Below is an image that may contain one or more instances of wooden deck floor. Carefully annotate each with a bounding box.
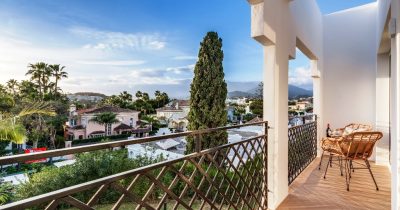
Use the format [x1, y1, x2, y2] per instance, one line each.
[278, 157, 391, 210]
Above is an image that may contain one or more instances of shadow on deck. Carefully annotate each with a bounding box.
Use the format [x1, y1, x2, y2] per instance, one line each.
[278, 157, 391, 210]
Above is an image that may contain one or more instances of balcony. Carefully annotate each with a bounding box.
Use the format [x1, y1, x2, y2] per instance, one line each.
[247, 0, 398, 209]
[0, 116, 392, 209]
[279, 158, 391, 210]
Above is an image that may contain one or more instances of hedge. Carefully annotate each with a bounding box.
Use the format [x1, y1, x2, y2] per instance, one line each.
[71, 134, 131, 145]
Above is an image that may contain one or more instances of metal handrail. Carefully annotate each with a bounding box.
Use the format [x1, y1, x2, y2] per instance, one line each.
[0, 121, 267, 165]
[0, 122, 269, 210]
[288, 114, 317, 120]
[0, 135, 266, 209]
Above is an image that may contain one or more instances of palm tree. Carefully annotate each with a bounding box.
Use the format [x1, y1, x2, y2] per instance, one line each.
[42, 67, 53, 95]
[18, 80, 39, 100]
[6, 79, 18, 96]
[26, 62, 47, 98]
[49, 64, 67, 94]
[0, 95, 15, 112]
[0, 102, 56, 145]
[90, 112, 119, 136]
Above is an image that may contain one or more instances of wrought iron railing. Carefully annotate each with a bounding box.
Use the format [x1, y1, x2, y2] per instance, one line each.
[288, 115, 317, 184]
[0, 122, 268, 210]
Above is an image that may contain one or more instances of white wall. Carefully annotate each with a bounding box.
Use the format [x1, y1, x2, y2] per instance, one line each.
[249, 0, 324, 209]
[376, 53, 391, 164]
[390, 1, 400, 209]
[377, 0, 392, 49]
[323, 3, 378, 130]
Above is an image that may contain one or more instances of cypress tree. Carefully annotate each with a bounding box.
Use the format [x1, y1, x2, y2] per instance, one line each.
[186, 32, 228, 153]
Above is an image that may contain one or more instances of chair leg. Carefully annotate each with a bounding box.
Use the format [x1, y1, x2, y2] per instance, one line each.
[351, 160, 355, 173]
[339, 156, 343, 176]
[344, 159, 350, 191]
[324, 154, 332, 179]
[365, 159, 379, 191]
[318, 150, 325, 170]
[348, 160, 352, 179]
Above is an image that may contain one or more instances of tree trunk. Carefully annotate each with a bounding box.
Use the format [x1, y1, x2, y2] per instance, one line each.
[49, 128, 56, 149]
[33, 140, 38, 149]
[105, 124, 108, 136]
[54, 79, 58, 94]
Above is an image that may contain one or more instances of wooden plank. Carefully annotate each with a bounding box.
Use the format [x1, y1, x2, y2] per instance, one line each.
[278, 158, 391, 210]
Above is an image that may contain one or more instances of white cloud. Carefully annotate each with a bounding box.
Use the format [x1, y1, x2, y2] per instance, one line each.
[173, 55, 198, 60]
[289, 66, 312, 88]
[127, 64, 195, 85]
[77, 60, 146, 66]
[166, 64, 195, 74]
[70, 27, 167, 51]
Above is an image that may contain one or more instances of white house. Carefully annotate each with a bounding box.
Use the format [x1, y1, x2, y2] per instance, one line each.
[156, 100, 190, 131]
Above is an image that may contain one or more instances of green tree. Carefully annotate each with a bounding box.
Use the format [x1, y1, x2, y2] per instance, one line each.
[0, 95, 15, 112]
[18, 80, 39, 100]
[90, 112, 119, 136]
[6, 79, 18, 96]
[233, 104, 246, 118]
[48, 64, 67, 95]
[186, 32, 228, 153]
[26, 62, 47, 98]
[0, 102, 55, 145]
[256, 82, 263, 99]
[249, 99, 263, 117]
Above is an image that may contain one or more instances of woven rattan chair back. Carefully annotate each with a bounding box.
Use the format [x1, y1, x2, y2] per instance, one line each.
[340, 132, 383, 160]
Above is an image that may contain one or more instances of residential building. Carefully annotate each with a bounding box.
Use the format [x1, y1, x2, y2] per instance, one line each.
[156, 100, 189, 131]
[226, 97, 248, 105]
[66, 105, 147, 140]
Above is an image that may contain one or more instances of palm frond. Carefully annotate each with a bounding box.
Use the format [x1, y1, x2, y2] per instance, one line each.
[17, 102, 56, 118]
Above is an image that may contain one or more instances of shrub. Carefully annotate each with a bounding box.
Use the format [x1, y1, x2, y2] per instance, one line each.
[15, 149, 163, 206]
[71, 134, 131, 145]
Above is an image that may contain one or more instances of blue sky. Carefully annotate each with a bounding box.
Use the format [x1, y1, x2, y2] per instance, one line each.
[0, 0, 375, 97]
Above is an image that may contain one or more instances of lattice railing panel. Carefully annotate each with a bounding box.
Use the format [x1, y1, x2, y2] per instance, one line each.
[288, 121, 317, 184]
[6, 135, 267, 210]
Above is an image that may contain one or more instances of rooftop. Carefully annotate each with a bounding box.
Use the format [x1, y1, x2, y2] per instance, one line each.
[77, 106, 139, 114]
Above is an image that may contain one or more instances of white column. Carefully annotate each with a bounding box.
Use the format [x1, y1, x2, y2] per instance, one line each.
[311, 60, 323, 156]
[264, 44, 289, 210]
[376, 53, 390, 165]
[391, 1, 400, 209]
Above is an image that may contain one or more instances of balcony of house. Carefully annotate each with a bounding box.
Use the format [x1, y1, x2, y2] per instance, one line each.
[0, 114, 392, 209]
[280, 116, 392, 210]
[279, 157, 391, 210]
[247, 0, 398, 209]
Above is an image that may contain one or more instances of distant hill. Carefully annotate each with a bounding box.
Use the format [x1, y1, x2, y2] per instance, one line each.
[67, 92, 107, 102]
[228, 91, 255, 98]
[288, 85, 313, 99]
[72, 92, 107, 98]
[228, 84, 312, 99]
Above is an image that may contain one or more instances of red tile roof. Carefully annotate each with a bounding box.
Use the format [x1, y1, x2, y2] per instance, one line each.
[78, 106, 139, 114]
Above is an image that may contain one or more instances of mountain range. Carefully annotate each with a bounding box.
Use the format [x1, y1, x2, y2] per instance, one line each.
[69, 81, 312, 100]
[228, 83, 312, 99]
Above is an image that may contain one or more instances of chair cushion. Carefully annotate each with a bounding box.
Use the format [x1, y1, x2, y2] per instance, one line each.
[342, 127, 355, 136]
[321, 137, 343, 154]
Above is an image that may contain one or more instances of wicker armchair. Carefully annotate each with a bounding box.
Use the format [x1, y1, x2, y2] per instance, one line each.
[322, 131, 383, 191]
[318, 123, 372, 170]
